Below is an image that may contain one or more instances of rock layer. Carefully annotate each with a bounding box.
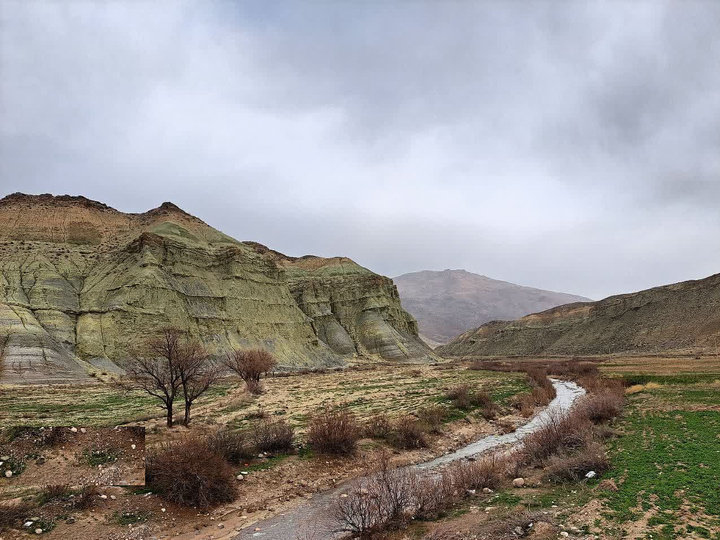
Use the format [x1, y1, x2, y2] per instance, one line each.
[438, 272, 720, 357]
[0, 193, 433, 383]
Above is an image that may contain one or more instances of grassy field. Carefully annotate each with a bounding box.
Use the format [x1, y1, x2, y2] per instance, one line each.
[0, 364, 528, 432]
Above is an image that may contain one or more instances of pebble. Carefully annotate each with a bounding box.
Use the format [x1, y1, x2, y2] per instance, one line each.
[512, 477, 525, 488]
[110, 495, 116, 500]
[4, 470, 12, 478]
[70, 427, 78, 433]
[131, 444, 136, 450]
[80, 428, 87, 433]
[100, 494, 108, 500]
[236, 474, 244, 481]
[217, 524, 224, 529]
[35, 529, 43, 535]
[482, 487, 493, 494]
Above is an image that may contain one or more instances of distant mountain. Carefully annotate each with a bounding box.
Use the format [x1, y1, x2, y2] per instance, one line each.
[394, 269, 591, 346]
[438, 272, 720, 358]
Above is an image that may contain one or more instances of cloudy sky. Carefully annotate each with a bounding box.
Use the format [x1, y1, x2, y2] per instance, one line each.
[1, 1, 719, 300]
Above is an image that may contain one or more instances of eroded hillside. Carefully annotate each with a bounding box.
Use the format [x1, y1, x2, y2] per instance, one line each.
[0, 193, 433, 382]
[439, 273, 720, 357]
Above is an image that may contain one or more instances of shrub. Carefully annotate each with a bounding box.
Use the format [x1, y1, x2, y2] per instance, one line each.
[545, 442, 610, 483]
[208, 429, 254, 465]
[146, 438, 237, 508]
[578, 391, 624, 424]
[450, 454, 506, 491]
[418, 405, 447, 434]
[37, 484, 72, 505]
[521, 411, 593, 464]
[307, 408, 360, 455]
[446, 386, 493, 410]
[387, 416, 427, 450]
[224, 349, 277, 395]
[39, 427, 69, 447]
[364, 414, 393, 439]
[331, 453, 416, 535]
[72, 485, 101, 510]
[250, 419, 294, 453]
[0, 500, 36, 530]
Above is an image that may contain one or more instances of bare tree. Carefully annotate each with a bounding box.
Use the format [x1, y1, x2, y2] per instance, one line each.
[125, 329, 184, 428]
[177, 342, 220, 426]
[223, 349, 276, 394]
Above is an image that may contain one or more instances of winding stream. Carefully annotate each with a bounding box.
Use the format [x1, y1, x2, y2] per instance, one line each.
[233, 378, 586, 539]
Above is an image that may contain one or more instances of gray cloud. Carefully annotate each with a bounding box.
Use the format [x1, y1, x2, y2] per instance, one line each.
[1, 0, 720, 300]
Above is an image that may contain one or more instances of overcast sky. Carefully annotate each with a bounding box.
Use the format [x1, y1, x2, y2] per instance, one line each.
[1, 1, 719, 300]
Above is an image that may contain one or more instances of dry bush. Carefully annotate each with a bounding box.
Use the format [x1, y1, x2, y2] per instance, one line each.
[308, 408, 360, 455]
[449, 454, 507, 492]
[387, 416, 427, 450]
[146, 438, 237, 508]
[363, 414, 392, 439]
[208, 428, 254, 464]
[413, 472, 457, 521]
[224, 349, 277, 395]
[521, 411, 593, 464]
[418, 405, 447, 434]
[446, 385, 493, 410]
[0, 500, 35, 530]
[577, 391, 624, 424]
[545, 442, 610, 483]
[39, 427, 70, 447]
[37, 484, 72, 505]
[331, 453, 416, 536]
[250, 419, 294, 453]
[72, 485, 101, 510]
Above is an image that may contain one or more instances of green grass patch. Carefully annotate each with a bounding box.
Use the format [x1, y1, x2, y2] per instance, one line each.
[110, 510, 150, 525]
[80, 447, 120, 467]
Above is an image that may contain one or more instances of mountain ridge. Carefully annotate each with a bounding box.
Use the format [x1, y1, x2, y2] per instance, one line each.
[394, 269, 591, 345]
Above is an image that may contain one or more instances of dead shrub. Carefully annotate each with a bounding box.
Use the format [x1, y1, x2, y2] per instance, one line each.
[37, 484, 72, 505]
[387, 416, 427, 450]
[364, 414, 393, 439]
[545, 442, 610, 483]
[521, 411, 593, 464]
[578, 391, 624, 424]
[449, 454, 506, 492]
[146, 438, 237, 508]
[39, 427, 70, 447]
[418, 405, 447, 434]
[208, 428, 254, 464]
[307, 408, 360, 455]
[446, 385, 494, 410]
[0, 500, 35, 530]
[331, 452, 416, 536]
[72, 485, 101, 510]
[250, 419, 294, 453]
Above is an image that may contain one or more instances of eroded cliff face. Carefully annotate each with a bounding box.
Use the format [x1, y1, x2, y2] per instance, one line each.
[0, 194, 433, 383]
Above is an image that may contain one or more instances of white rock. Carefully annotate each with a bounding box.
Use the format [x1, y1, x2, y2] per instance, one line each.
[100, 494, 108, 500]
[5, 470, 12, 478]
[131, 444, 136, 450]
[585, 470, 597, 479]
[70, 427, 78, 433]
[240, 471, 249, 475]
[482, 487, 493, 494]
[236, 474, 244, 481]
[512, 477, 525, 488]
[35, 529, 43, 535]
[110, 495, 116, 500]
[161, 508, 166, 513]
[560, 533, 569, 538]
[24, 521, 34, 528]
[80, 428, 86, 433]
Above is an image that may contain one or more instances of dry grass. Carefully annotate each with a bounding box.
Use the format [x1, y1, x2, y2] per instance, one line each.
[250, 418, 295, 453]
[387, 416, 428, 450]
[545, 441, 610, 483]
[0, 500, 35, 530]
[208, 428, 254, 464]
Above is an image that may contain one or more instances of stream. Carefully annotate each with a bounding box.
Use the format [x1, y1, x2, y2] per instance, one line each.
[232, 378, 586, 539]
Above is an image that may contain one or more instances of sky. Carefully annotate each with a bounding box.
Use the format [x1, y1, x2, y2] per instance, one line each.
[1, 0, 719, 300]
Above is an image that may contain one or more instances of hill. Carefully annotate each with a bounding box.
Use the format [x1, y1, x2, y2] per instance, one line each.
[0, 193, 433, 383]
[394, 269, 590, 345]
[437, 272, 720, 357]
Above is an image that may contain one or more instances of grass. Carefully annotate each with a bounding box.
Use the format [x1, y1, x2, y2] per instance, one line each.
[601, 383, 720, 536]
[110, 510, 150, 525]
[81, 447, 120, 466]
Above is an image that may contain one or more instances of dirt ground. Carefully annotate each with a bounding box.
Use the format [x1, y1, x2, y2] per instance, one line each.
[0, 362, 533, 540]
[0, 427, 145, 489]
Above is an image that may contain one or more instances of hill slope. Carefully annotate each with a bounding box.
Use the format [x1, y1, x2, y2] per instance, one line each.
[438, 273, 720, 357]
[0, 193, 433, 383]
[394, 269, 590, 345]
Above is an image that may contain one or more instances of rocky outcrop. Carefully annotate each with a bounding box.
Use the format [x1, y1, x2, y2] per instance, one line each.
[438, 273, 720, 357]
[0, 194, 433, 383]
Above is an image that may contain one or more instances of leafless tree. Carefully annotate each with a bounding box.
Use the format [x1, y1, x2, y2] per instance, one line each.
[223, 349, 276, 394]
[125, 329, 185, 428]
[177, 342, 220, 426]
